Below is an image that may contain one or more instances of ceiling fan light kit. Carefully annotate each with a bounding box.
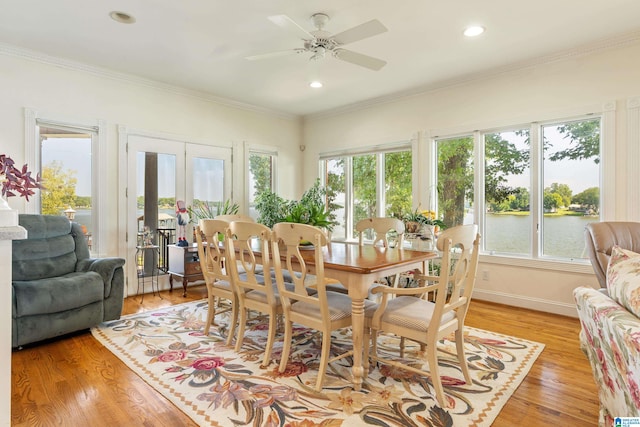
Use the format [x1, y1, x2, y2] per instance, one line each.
[246, 12, 388, 71]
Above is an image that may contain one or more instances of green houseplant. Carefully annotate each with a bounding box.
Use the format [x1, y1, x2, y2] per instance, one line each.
[255, 180, 336, 232]
[187, 198, 239, 223]
[401, 207, 446, 234]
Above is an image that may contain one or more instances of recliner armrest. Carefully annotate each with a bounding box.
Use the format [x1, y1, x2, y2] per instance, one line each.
[77, 257, 126, 296]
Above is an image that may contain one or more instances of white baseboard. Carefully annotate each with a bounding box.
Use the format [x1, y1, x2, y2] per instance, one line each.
[472, 288, 578, 318]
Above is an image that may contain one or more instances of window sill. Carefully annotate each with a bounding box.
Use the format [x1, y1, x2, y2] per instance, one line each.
[479, 253, 594, 274]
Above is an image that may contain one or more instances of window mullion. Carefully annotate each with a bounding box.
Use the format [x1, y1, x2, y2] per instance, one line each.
[475, 131, 484, 250]
[530, 123, 542, 259]
[376, 153, 384, 217]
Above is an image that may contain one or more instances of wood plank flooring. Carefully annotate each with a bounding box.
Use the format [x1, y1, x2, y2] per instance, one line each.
[11, 285, 600, 426]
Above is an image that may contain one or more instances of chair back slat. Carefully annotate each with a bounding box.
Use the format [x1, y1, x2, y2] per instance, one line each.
[272, 223, 329, 311]
[215, 214, 255, 223]
[355, 217, 405, 247]
[226, 221, 275, 302]
[196, 219, 229, 282]
[433, 224, 480, 320]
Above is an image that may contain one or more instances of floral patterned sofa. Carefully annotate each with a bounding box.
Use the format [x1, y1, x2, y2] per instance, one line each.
[574, 244, 640, 426]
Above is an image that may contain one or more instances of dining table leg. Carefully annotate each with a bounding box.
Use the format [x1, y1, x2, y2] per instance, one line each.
[341, 274, 371, 392]
[350, 296, 365, 391]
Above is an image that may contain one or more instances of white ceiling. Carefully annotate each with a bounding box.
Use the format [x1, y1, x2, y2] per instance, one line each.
[2, 0, 640, 117]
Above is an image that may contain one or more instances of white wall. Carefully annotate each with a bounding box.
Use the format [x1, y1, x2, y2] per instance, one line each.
[302, 41, 640, 317]
[3, 40, 640, 319]
[0, 52, 303, 258]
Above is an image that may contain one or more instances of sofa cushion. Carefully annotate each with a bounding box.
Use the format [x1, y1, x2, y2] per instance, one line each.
[13, 214, 82, 281]
[606, 245, 640, 317]
[12, 271, 105, 317]
[13, 234, 79, 280]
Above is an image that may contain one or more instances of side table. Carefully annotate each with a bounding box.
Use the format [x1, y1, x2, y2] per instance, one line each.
[167, 244, 204, 297]
[136, 245, 161, 302]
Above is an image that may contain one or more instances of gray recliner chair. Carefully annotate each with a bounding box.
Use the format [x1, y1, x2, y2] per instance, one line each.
[584, 221, 640, 289]
[12, 214, 126, 347]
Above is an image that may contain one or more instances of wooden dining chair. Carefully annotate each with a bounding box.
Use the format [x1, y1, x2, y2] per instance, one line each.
[272, 222, 357, 391]
[355, 217, 406, 290]
[355, 217, 405, 248]
[214, 214, 255, 223]
[363, 224, 480, 407]
[195, 219, 237, 344]
[224, 220, 283, 368]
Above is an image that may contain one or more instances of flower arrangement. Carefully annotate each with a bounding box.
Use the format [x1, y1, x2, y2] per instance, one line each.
[0, 154, 44, 201]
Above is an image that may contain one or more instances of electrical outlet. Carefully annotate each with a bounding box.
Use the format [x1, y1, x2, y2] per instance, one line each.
[482, 270, 490, 281]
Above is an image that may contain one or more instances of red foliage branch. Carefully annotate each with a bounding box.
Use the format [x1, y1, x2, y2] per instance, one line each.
[0, 154, 44, 201]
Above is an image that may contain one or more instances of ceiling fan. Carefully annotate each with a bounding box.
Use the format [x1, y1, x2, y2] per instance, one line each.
[246, 13, 388, 71]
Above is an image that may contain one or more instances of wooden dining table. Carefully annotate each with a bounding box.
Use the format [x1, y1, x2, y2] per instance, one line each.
[295, 241, 437, 390]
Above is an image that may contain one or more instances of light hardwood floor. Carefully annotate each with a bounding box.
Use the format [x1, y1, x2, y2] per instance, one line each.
[11, 284, 600, 426]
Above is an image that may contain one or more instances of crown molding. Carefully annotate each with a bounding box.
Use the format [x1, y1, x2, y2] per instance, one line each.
[0, 42, 297, 121]
[306, 29, 640, 120]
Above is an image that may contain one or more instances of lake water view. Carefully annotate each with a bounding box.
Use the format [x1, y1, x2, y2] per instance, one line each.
[72, 209, 597, 260]
[485, 213, 598, 259]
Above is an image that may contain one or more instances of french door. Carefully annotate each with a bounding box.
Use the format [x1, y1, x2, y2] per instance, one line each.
[125, 134, 232, 296]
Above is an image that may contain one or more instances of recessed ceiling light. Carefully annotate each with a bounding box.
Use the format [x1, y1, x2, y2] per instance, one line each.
[109, 11, 136, 24]
[463, 26, 485, 37]
[309, 81, 323, 88]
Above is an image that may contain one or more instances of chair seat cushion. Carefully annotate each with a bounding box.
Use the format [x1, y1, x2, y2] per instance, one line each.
[13, 271, 104, 317]
[291, 291, 374, 321]
[212, 279, 233, 291]
[366, 296, 456, 331]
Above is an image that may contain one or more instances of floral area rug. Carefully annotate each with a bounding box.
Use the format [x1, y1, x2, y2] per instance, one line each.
[91, 300, 544, 427]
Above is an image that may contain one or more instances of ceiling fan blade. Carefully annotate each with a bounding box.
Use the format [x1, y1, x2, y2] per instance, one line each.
[245, 48, 305, 61]
[330, 19, 387, 46]
[268, 14, 315, 40]
[334, 48, 386, 71]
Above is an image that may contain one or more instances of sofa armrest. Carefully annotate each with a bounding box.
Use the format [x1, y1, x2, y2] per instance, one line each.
[77, 257, 126, 297]
[573, 286, 640, 422]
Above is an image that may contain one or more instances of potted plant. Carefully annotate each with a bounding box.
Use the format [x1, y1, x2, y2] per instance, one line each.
[401, 207, 446, 236]
[188, 198, 239, 242]
[0, 154, 44, 202]
[187, 198, 239, 224]
[255, 180, 336, 233]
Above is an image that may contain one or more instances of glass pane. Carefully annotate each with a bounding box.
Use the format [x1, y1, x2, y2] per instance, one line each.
[136, 152, 177, 236]
[484, 129, 531, 255]
[436, 136, 474, 228]
[40, 126, 94, 250]
[542, 119, 600, 259]
[323, 158, 346, 240]
[352, 154, 376, 238]
[384, 150, 412, 219]
[249, 153, 273, 219]
[193, 157, 224, 214]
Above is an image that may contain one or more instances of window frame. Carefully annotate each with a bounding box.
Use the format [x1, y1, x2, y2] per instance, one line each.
[24, 108, 107, 256]
[245, 142, 278, 218]
[319, 140, 414, 242]
[428, 102, 616, 272]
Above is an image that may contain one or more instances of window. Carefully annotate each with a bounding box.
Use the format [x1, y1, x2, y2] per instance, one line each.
[324, 158, 346, 238]
[39, 123, 97, 252]
[540, 118, 600, 259]
[484, 129, 530, 256]
[320, 145, 412, 241]
[248, 149, 276, 218]
[352, 154, 377, 237]
[434, 115, 601, 261]
[436, 136, 474, 227]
